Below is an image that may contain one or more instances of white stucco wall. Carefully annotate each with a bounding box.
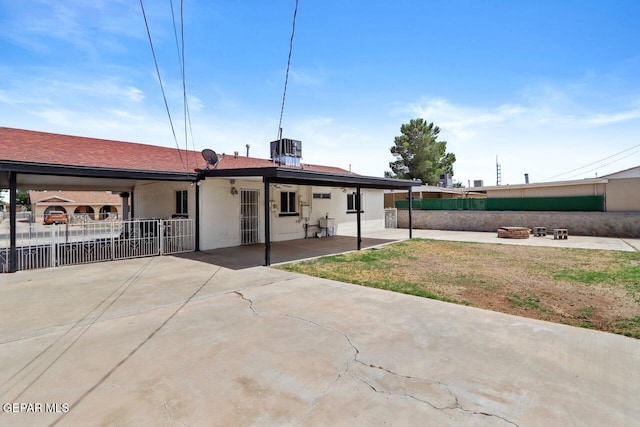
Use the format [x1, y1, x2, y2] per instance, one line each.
[199, 178, 264, 250]
[269, 185, 384, 240]
[200, 181, 385, 250]
[133, 181, 195, 219]
[134, 178, 386, 251]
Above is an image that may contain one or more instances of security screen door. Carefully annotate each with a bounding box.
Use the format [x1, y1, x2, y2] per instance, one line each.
[240, 189, 260, 245]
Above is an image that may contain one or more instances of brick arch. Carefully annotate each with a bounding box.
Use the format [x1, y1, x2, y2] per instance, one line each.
[99, 205, 118, 220]
[74, 205, 95, 220]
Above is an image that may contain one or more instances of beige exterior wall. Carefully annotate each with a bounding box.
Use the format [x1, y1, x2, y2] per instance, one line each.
[134, 181, 195, 220]
[487, 183, 605, 198]
[606, 178, 640, 212]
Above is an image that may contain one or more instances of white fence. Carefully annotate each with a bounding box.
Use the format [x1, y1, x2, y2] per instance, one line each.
[0, 218, 195, 273]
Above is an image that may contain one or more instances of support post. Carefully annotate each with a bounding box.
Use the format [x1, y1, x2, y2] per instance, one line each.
[264, 179, 271, 266]
[408, 188, 413, 239]
[195, 180, 200, 251]
[356, 185, 362, 250]
[9, 171, 17, 273]
[119, 192, 130, 220]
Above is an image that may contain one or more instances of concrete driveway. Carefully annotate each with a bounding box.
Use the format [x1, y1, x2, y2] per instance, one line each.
[1, 256, 639, 426]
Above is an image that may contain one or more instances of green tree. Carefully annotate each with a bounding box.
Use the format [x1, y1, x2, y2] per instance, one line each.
[16, 190, 30, 208]
[386, 118, 456, 185]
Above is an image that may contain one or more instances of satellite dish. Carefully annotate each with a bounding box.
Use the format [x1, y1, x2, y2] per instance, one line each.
[201, 149, 219, 170]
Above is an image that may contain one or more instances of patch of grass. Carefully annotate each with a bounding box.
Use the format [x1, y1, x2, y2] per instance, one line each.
[612, 316, 640, 339]
[554, 270, 612, 284]
[509, 293, 541, 310]
[555, 264, 640, 301]
[576, 305, 596, 319]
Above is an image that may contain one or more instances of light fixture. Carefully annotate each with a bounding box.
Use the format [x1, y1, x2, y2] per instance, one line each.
[230, 186, 238, 196]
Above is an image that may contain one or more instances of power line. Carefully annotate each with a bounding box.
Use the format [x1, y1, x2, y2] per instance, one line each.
[169, 0, 195, 169]
[542, 142, 640, 181]
[277, 0, 299, 139]
[140, 0, 186, 171]
[179, 0, 197, 157]
[562, 147, 640, 180]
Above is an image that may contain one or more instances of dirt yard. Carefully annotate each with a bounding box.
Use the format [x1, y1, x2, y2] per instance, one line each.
[277, 239, 640, 339]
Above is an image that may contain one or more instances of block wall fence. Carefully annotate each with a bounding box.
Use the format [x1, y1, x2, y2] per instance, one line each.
[397, 210, 640, 238]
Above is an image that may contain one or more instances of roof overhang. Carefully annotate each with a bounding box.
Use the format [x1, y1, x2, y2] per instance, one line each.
[199, 167, 421, 190]
[0, 161, 197, 190]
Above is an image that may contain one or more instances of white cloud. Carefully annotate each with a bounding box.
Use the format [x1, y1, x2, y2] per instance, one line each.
[398, 87, 640, 185]
[586, 109, 640, 125]
[126, 87, 145, 103]
[0, 0, 144, 54]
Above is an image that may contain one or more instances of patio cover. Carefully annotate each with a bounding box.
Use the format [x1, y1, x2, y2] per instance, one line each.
[199, 166, 421, 266]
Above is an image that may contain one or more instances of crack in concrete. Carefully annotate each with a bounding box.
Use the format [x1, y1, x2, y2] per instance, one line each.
[352, 372, 450, 409]
[233, 292, 520, 427]
[233, 291, 257, 315]
[352, 360, 458, 410]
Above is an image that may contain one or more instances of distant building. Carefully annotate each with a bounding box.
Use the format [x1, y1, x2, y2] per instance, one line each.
[29, 190, 122, 222]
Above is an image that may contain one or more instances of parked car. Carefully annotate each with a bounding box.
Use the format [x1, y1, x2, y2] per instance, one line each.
[44, 211, 68, 225]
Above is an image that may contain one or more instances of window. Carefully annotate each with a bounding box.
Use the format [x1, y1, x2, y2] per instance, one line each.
[313, 193, 331, 199]
[346, 192, 363, 213]
[175, 190, 188, 215]
[280, 191, 297, 215]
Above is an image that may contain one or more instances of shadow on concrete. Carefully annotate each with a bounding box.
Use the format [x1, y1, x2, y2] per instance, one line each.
[173, 235, 396, 270]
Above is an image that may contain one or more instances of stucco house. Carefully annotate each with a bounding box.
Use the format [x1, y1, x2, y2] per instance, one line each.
[29, 190, 122, 222]
[0, 127, 419, 272]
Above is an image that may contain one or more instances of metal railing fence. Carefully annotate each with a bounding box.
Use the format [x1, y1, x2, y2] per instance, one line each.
[1, 218, 195, 273]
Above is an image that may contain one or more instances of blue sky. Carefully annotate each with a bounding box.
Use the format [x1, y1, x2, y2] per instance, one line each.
[1, 0, 639, 187]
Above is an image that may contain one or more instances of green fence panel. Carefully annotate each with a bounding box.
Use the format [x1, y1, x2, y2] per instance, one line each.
[486, 196, 604, 211]
[419, 198, 487, 210]
[395, 198, 486, 210]
[395, 199, 422, 209]
[395, 195, 604, 211]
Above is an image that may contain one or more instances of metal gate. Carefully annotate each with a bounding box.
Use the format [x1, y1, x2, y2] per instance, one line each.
[1, 218, 195, 273]
[240, 189, 260, 245]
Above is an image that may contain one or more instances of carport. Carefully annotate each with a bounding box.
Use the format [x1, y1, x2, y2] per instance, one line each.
[198, 166, 421, 266]
[0, 165, 198, 273]
[0, 127, 202, 273]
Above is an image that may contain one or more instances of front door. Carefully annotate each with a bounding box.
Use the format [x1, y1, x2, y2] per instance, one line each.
[240, 189, 260, 245]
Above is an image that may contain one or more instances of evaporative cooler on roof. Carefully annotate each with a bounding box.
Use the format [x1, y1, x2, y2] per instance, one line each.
[270, 138, 302, 167]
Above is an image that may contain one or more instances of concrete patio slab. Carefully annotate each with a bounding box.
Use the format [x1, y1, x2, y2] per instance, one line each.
[347, 228, 640, 252]
[1, 256, 638, 426]
[176, 235, 394, 269]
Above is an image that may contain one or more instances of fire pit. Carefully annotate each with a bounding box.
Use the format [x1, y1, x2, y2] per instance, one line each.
[497, 227, 531, 239]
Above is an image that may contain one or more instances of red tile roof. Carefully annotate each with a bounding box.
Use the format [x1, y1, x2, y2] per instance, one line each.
[0, 127, 352, 175]
[1, 127, 204, 173]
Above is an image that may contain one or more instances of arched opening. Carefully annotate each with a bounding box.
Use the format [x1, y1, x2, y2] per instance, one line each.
[74, 205, 95, 221]
[99, 205, 118, 220]
[44, 206, 67, 215]
[43, 206, 68, 225]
